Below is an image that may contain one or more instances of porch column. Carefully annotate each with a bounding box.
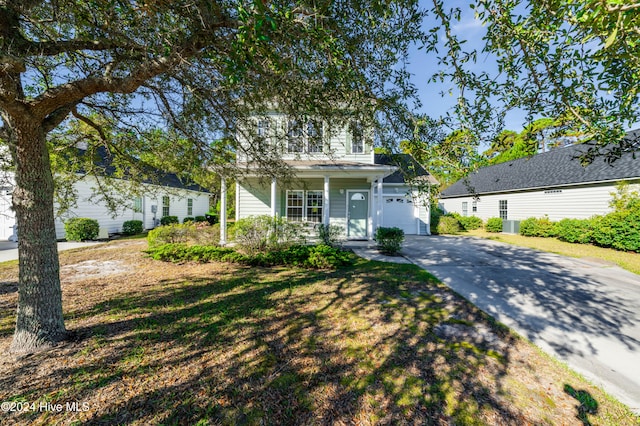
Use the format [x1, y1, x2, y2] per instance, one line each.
[271, 177, 277, 217]
[323, 176, 330, 225]
[220, 178, 227, 246]
[370, 179, 376, 239]
[377, 177, 384, 232]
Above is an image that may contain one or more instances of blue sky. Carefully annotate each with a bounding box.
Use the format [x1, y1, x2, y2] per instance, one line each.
[406, 0, 529, 134]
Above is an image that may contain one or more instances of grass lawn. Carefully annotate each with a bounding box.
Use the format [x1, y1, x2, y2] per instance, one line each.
[0, 240, 638, 425]
[464, 229, 640, 275]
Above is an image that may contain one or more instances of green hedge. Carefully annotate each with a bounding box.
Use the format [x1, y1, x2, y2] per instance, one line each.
[146, 243, 355, 269]
[436, 216, 461, 235]
[519, 216, 558, 238]
[374, 227, 405, 255]
[64, 218, 100, 241]
[160, 216, 179, 226]
[122, 220, 143, 235]
[485, 217, 503, 233]
[556, 219, 593, 244]
[458, 215, 483, 231]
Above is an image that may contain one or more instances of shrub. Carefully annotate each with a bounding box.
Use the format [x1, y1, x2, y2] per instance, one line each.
[122, 220, 143, 236]
[436, 216, 461, 235]
[316, 223, 343, 246]
[592, 207, 640, 252]
[519, 217, 539, 237]
[233, 215, 305, 254]
[374, 227, 405, 255]
[430, 206, 444, 234]
[64, 217, 100, 241]
[146, 243, 354, 269]
[183, 217, 195, 224]
[147, 223, 197, 248]
[458, 215, 483, 231]
[160, 215, 179, 226]
[519, 216, 558, 237]
[556, 218, 594, 244]
[194, 215, 207, 223]
[305, 244, 354, 269]
[486, 217, 503, 233]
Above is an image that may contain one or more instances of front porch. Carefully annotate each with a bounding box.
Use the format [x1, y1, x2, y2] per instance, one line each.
[225, 161, 397, 244]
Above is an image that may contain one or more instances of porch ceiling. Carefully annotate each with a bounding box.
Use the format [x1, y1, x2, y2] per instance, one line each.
[239, 160, 397, 180]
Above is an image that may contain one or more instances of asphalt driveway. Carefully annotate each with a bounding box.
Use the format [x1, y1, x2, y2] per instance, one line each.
[402, 235, 640, 414]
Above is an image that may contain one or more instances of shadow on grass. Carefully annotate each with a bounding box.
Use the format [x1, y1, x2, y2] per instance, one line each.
[2, 260, 530, 424]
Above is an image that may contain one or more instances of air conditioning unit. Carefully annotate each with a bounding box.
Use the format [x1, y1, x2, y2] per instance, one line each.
[502, 220, 520, 234]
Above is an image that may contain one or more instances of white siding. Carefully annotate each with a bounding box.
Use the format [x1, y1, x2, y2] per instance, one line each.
[53, 176, 210, 239]
[440, 182, 639, 221]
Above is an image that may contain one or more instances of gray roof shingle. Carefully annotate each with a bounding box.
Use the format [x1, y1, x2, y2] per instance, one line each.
[440, 134, 640, 198]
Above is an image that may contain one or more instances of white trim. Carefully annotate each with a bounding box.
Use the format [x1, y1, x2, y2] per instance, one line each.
[235, 181, 240, 221]
[323, 176, 330, 225]
[346, 189, 370, 239]
[270, 178, 277, 217]
[220, 179, 227, 245]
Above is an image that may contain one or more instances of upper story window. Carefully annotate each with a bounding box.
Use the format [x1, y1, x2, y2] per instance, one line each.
[287, 120, 304, 153]
[257, 119, 270, 138]
[350, 121, 364, 154]
[287, 119, 324, 154]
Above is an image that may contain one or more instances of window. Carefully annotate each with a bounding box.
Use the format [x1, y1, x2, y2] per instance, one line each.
[287, 190, 323, 222]
[187, 198, 193, 216]
[287, 120, 304, 153]
[286, 190, 304, 221]
[257, 119, 270, 137]
[472, 201, 477, 213]
[133, 197, 143, 213]
[499, 200, 508, 220]
[462, 202, 468, 217]
[307, 121, 323, 153]
[350, 121, 364, 154]
[162, 196, 170, 217]
[306, 191, 323, 223]
[287, 119, 323, 153]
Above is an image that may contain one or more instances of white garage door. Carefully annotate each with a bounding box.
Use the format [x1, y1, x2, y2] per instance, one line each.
[382, 196, 417, 234]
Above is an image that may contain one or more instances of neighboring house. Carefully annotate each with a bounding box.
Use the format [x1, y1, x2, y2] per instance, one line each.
[0, 165, 210, 242]
[439, 134, 640, 221]
[231, 115, 436, 240]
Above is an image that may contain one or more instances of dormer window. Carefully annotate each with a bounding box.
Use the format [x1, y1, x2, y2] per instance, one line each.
[350, 121, 364, 154]
[287, 119, 324, 154]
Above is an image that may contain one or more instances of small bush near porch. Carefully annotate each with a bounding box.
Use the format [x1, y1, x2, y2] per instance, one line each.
[374, 227, 405, 255]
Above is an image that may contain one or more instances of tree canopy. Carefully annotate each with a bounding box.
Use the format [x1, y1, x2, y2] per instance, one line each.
[0, 0, 426, 353]
[426, 0, 640, 161]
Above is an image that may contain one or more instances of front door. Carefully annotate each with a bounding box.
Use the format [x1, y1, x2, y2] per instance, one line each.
[347, 191, 369, 239]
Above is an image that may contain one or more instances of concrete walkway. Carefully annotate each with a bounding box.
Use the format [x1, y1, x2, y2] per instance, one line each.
[0, 241, 104, 263]
[396, 235, 640, 414]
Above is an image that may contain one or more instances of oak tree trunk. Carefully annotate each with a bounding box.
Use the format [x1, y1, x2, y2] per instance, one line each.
[9, 117, 67, 354]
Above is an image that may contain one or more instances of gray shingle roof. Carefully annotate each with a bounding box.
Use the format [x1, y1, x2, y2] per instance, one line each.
[374, 154, 438, 184]
[440, 135, 640, 198]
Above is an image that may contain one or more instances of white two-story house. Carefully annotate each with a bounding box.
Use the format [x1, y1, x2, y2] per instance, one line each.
[224, 113, 436, 242]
